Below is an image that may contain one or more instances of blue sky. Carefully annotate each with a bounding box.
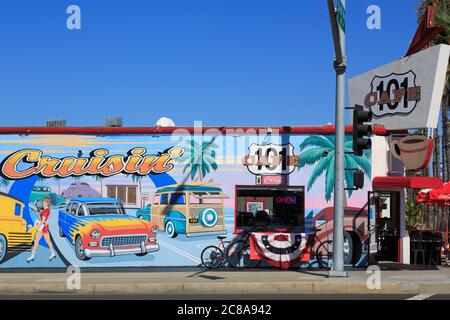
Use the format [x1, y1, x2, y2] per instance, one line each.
[0, 0, 421, 127]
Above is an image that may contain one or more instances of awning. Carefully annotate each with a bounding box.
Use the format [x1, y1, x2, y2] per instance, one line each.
[417, 182, 450, 205]
[372, 176, 443, 189]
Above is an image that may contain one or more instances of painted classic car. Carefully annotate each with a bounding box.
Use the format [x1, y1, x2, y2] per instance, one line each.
[313, 206, 368, 266]
[58, 197, 159, 260]
[136, 204, 151, 221]
[61, 181, 101, 198]
[0, 193, 36, 264]
[143, 182, 227, 238]
[30, 185, 65, 207]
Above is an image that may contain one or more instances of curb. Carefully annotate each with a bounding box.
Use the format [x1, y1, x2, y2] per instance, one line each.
[0, 281, 430, 295]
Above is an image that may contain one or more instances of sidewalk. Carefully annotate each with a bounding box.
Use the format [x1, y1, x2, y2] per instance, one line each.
[0, 266, 450, 296]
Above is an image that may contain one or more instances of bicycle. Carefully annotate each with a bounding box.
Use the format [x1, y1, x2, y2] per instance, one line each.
[310, 227, 333, 270]
[201, 230, 262, 269]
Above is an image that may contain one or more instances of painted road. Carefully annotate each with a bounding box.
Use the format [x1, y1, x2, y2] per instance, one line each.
[1, 207, 236, 268]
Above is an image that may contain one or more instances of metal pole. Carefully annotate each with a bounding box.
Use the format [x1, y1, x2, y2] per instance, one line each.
[327, 0, 347, 277]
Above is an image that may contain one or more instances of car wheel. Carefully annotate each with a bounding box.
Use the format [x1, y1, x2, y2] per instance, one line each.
[59, 226, 65, 238]
[0, 234, 7, 264]
[165, 221, 178, 238]
[75, 236, 90, 260]
[348, 231, 362, 266]
[343, 231, 354, 265]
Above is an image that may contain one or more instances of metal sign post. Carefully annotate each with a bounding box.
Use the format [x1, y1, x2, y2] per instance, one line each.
[327, 0, 347, 277]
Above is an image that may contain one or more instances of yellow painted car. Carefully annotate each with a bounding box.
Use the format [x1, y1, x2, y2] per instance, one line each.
[0, 192, 36, 264]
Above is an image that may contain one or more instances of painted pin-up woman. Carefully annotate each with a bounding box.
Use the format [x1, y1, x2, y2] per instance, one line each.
[27, 196, 56, 262]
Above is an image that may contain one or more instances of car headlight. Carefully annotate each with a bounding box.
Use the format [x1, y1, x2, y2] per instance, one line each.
[90, 230, 101, 239]
[151, 226, 159, 234]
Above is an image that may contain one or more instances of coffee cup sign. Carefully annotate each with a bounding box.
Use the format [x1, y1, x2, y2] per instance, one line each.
[389, 135, 433, 170]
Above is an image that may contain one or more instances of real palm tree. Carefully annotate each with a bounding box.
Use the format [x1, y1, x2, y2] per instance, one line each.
[298, 135, 371, 203]
[178, 139, 218, 181]
[417, 0, 450, 231]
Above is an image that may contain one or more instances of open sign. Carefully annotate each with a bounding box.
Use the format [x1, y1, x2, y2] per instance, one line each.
[275, 196, 297, 204]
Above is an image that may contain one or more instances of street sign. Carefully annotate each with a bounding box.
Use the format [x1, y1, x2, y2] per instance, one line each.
[349, 44, 450, 130]
[337, 0, 345, 32]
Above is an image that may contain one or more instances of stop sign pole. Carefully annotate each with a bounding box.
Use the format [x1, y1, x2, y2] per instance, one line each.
[327, 0, 347, 277]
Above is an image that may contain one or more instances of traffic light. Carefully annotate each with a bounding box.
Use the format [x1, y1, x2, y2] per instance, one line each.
[352, 105, 372, 156]
[353, 170, 365, 190]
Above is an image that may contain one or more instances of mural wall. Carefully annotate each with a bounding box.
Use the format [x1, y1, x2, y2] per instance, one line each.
[0, 132, 371, 268]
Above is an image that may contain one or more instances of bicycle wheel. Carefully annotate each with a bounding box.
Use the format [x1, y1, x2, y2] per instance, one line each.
[201, 246, 224, 269]
[227, 240, 260, 269]
[316, 240, 333, 270]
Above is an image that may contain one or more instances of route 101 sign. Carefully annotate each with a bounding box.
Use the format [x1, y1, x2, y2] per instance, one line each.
[242, 143, 298, 176]
[349, 44, 450, 130]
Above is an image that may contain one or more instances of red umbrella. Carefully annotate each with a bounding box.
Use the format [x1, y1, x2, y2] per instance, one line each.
[417, 182, 450, 205]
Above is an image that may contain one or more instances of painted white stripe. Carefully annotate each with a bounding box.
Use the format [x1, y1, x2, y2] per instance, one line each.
[158, 240, 201, 264]
[407, 293, 435, 300]
[252, 234, 306, 262]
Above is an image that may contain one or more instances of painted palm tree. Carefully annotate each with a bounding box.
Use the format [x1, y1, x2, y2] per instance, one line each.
[53, 176, 62, 195]
[93, 175, 104, 197]
[178, 139, 218, 181]
[298, 135, 371, 203]
[0, 178, 10, 192]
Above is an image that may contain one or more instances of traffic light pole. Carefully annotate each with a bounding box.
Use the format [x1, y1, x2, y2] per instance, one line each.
[327, 0, 347, 277]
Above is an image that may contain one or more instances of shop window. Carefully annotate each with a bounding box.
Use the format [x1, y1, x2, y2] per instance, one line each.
[235, 186, 305, 232]
[107, 186, 116, 198]
[127, 186, 137, 205]
[106, 185, 138, 206]
[117, 187, 127, 203]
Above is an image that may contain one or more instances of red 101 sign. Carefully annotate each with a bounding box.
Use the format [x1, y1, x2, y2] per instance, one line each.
[242, 143, 298, 176]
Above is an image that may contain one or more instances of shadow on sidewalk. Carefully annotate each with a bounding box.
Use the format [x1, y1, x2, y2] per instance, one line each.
[378, 262, 440, 271]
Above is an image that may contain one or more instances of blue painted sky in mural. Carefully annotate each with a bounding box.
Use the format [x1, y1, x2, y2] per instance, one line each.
[0, 0, 419, 127]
